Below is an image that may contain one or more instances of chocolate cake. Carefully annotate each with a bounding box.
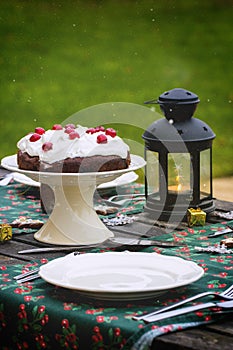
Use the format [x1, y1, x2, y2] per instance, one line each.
[17, 124, 131, 173]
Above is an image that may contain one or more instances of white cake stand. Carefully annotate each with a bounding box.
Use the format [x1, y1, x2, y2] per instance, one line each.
[1, 154, 146, 245]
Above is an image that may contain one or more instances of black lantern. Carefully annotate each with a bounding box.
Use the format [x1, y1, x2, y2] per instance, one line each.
[143, 88, 216, 221]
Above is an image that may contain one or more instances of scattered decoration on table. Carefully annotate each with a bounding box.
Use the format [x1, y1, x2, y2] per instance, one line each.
[187, 208, 206, 227]
[207, 225, 233, 238]
[102, 214, 138, 226]
[220, 237, 233, 248]
[195, 244, 233, 254]
[95, 205, 118, 216]
[214, 210, 233, 220]
[0, 173, 13, 186]
[0, 224, 12, 242]
[11, 216, 44, 229]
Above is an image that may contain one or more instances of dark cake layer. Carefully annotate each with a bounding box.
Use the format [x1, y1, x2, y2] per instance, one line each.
[17, 151, 40, 171]
[17, 151, 131, 173]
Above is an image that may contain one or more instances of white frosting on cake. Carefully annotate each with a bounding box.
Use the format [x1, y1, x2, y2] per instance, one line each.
[17, 125, 130, 164]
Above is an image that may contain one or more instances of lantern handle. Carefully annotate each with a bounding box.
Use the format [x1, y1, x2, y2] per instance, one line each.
[144, 99, 159, 104]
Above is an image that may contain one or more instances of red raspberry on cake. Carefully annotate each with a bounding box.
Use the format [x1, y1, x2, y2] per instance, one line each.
[65, 127, 74, 134]
[86, 128, 96, 134]
[42, 142, 53, 151]
[105, 128, 117, 138]
[65, 123, 75, 129]
[29, 133, 41, 142]
[95, 126, 105, 132]
[52, 124, 63, 130]
[97, 134, 108, 144]
[35, 127, 45, 135]
[69, 131, 80, 140]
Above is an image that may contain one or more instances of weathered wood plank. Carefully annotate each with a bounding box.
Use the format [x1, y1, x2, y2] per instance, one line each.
[152, 327, 233, 350]
[110, 221, 167, 237]
[206, 319, 233, 336]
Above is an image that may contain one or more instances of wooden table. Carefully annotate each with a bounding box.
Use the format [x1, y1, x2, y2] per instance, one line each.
[0, 175, 233, 349]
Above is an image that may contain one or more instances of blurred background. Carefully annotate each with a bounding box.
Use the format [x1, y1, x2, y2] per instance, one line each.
[0, 0, 232, 183]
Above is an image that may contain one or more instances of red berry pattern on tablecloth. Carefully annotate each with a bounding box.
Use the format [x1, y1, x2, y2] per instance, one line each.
[0, 181, 233, 349]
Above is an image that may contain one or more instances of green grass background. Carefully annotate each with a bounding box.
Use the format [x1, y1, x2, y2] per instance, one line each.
[0, 0, 232, 178]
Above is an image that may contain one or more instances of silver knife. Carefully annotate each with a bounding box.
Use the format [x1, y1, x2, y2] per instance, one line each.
[18, 237, 180, 254]
[18, 244, 99, 254]
[138, 300, 233, 323]
[208, 226, 233, 238]
[110, 237, 180, 247]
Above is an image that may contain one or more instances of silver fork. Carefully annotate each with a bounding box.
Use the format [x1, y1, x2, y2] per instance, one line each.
[14, 268, 40, 283]
[132, 283, 233, 321]
[13, 252, 82, 283]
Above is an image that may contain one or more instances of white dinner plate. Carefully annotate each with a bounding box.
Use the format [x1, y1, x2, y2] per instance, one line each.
[39, 251, 204, 301]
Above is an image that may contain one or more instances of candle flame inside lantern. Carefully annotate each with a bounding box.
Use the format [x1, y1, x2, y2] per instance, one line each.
[177, 183, 182, 192]
[175, 175, 182, 192]
[168, 161, 191, 193]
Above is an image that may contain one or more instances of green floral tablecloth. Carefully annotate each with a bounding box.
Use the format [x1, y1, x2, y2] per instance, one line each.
[0, 181, 233, 350]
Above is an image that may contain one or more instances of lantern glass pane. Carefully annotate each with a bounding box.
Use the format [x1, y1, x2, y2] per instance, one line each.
[200, 149, 211, 198]
[168, 153, 191, 193]
[146, 150, 159, 195]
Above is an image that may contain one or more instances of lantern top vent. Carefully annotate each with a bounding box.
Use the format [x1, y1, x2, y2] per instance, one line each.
[145, 88, 200, 122]
[158, 88, 199, 105]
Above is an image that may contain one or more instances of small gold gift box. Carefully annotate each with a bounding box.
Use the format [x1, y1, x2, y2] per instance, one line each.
[187, 208, 206, 227]
[0, 224, 12, 243]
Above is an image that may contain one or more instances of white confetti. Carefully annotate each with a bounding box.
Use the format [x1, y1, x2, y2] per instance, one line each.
[195, 244, 233, 254]
[102, 214, 137, 226]
[214, 211, 233, 220]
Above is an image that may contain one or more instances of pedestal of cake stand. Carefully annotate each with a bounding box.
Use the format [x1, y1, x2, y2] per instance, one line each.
[34, 173, 118, 245]
[1, 154, 146, 246]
